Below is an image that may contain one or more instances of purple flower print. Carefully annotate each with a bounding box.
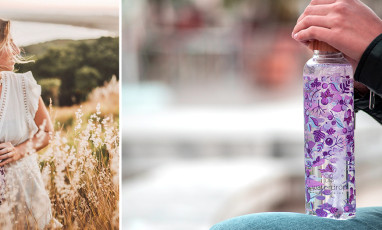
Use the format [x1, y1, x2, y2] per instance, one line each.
[305, 168, 311, 176]
[313, 130, 325, 142]
[311, 78, 321, 88]
[349, 98, 353, 106]
[306, 178, 324, 187]
[346, 152, 355, 163]
[323, 151, 330, 157]
[316, 209, 328, 217]
[344, 204, 355, 213]
[327, 115, 333, 120]
[304, 74, 355, 218]
[316, 195, 326, 200]
[349, 187, 356, 202]
[312, 156, 325, 167]
[320, 89, 333, 105]
[332, 104, 342, 112]
[329, 207, 338, 214]
[320, 203, 332, 210]
[349, 194, 354, 204]
[340, 79, 351, 93]
[310, 117, 319, 126]
[322, 190, 331, 195]
[326, 128, 335, 135]
[325, 138, 333, 146]
[304, 112, 309, 125]
[305, 141, 315, 159]
[344, 109, 352, 125]
[346, 134, 354, 143]
[308, 141, 315, 149]
[330, 83, 340, 93]
[350, 175, 355, 184]
[319, 164, 334, 174]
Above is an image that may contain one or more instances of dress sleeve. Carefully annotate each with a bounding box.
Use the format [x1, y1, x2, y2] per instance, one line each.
[24, 71, 42, 119]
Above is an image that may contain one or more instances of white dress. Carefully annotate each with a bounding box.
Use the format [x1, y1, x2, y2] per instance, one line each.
[0, 71, 61, 229]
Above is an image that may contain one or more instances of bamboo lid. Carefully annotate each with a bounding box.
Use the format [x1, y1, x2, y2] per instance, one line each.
[309, 40, 338, 52]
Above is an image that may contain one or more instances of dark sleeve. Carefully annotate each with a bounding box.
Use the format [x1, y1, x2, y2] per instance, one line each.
[354, 33, 382, 124]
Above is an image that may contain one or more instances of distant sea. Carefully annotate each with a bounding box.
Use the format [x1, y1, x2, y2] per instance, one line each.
[11, 20, 117, 46]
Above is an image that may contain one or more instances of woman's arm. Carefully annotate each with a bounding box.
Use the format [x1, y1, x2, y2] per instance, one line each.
[0, 97, 53, 166]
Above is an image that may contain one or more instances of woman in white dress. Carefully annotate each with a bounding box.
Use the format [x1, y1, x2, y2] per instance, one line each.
[0, 19, 61, 229]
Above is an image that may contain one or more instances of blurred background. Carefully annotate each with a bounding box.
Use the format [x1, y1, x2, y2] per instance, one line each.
[122, 0, 382, 229]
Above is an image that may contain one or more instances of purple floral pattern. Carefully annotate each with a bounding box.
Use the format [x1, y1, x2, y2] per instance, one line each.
[304, 75, 356, 219]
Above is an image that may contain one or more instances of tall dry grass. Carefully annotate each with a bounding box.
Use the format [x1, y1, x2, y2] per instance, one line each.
[39, 76, 119, 229]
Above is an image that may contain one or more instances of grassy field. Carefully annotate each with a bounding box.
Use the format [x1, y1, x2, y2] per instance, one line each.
[40, 77, 119, 229]
[52, 76, 119, 132]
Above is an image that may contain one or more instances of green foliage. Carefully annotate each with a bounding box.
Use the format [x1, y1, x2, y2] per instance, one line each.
[74, 66, 102, 102]
[20, 39, 80, 57]
[38, 78, 61, 106]
[16, 37, 119, 106]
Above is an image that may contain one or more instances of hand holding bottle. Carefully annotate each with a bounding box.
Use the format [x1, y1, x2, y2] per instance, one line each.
[292, 0, 382, 66]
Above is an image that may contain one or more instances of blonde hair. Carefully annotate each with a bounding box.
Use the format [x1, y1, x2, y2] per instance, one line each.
[0, 19, 31, 68]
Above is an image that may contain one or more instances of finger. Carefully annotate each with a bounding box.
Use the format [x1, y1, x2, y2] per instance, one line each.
[7, 151, 13, 158]
[294, 26, 333, 43]
[293, 16, 331, 36]
[354, 81, 369, 95]
[297, 4, 332, 23]
[0, 147, 12, 155]
[310, 0, 336, 6]
[0, 153, 8, 160]
[0, 142, 12, 150]
[0, 158, 13, 167]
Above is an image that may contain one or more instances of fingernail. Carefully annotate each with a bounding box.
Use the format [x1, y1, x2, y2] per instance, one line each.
[294, 33, 299, 40]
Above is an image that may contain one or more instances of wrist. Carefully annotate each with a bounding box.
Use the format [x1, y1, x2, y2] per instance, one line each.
[354, 81, 369, 98]
[14, 146, 25, 158]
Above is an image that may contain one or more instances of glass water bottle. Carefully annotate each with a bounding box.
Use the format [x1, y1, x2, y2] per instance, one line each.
[303, 41, 356, 219]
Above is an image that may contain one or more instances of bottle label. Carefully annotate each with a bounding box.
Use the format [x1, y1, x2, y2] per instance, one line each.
[304, 74, 356, 218]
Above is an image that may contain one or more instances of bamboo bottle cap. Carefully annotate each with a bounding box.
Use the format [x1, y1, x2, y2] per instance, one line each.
[309, 40, 338, 52]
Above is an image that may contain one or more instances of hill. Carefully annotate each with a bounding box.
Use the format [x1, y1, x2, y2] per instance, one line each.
[21, 39, 95, 57]
[16, 36, 119, 106]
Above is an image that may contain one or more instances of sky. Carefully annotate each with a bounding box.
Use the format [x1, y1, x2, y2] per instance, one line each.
[1, 0, 119, 15]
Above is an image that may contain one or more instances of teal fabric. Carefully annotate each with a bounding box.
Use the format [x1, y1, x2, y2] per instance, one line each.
[211, 207, 382, 230]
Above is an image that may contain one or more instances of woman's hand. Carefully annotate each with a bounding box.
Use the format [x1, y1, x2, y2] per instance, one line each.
[292, 0, 382, 65]
[0, 142, 24, 166]
[0, 98, 53, 168]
